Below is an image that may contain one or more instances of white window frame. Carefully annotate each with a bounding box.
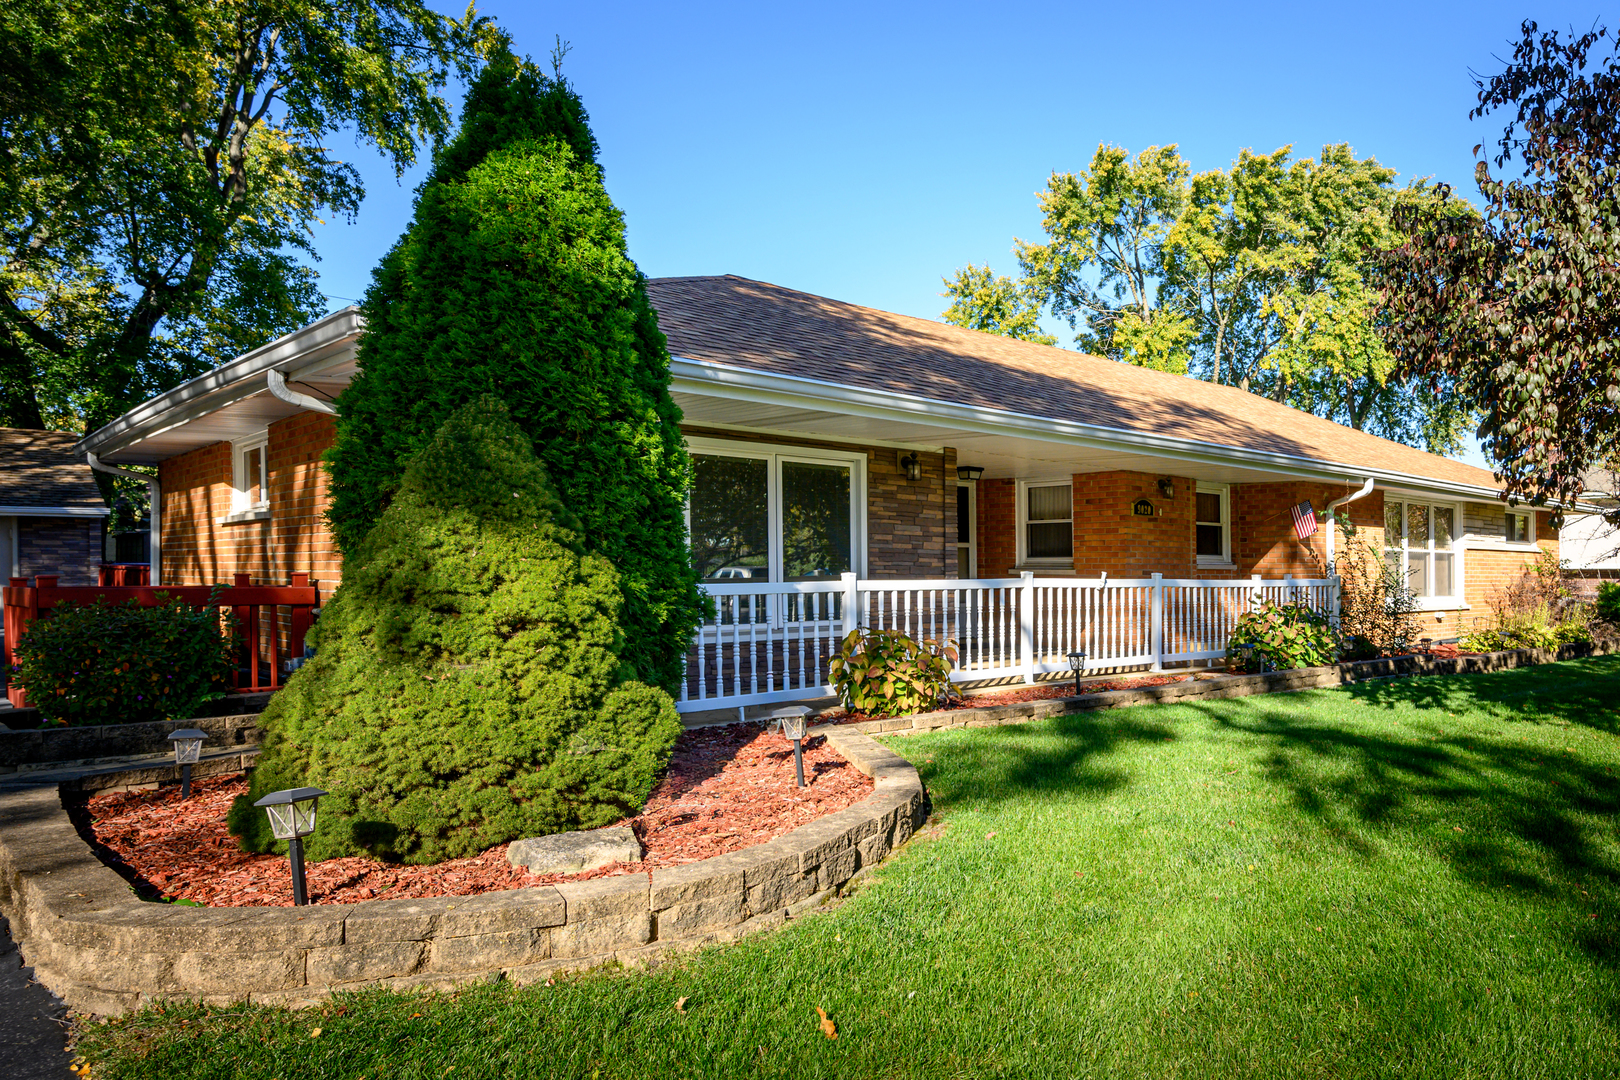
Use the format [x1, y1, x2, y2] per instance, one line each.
[223, 432, 271, 522]
[1383, 497, 1464, 608]
[1195, 483, 1232, 568]
[685, 436, 867, 583]
[1504, 508, 1537, 546]
[955, 479, 977, 580]
[1016, 478, 1073, 567]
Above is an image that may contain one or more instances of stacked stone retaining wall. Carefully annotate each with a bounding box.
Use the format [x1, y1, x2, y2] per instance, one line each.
[0, 728, 924, 1016]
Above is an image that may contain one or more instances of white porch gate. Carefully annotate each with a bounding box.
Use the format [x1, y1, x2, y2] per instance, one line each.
[676, 571, 1339, 713]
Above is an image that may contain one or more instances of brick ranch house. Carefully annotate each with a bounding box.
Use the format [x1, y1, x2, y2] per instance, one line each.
[1, 428, 109, 586]
[71, 275, 1560, 700]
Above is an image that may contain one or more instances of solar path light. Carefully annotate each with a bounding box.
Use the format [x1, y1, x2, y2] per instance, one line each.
[167, 728, 207, 799]
[768, 706, 812, 788]
[253, 787, 327, 905]
[1066, 650, 1086, 697]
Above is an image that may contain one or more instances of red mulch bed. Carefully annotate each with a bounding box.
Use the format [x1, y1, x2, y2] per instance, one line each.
[821, 673, 1196, 722]
[78, 723, 872, 908]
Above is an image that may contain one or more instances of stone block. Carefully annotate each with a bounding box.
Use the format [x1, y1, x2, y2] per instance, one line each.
[307, 940, 425, 986]
[435, 887, 565, 938]
[174, 949, 303, 994]
[555, 875, 648, 923]
[654, 892, 745, 937]
[342, 898, 443, 943]
[649, 855, 746, 911]
[549, 912, 651, 959]
[507, 826, 641, 875]
[816, 846, 859, 890]
[430, 928, 548, 973]
[857, 830, 892, 868]
[504, 956, 600, 986]
[786, 887, 836, 918]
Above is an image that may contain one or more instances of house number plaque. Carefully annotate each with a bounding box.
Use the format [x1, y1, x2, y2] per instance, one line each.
[1132, 499, 1155, 517]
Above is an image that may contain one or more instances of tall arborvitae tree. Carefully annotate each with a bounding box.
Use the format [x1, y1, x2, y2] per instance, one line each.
[326, 49, 704, 691]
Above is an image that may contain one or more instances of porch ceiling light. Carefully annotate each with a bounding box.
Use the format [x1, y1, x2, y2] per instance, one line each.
[957, 465, 985, 482]
[253, 786, 327, 906]
[1157, 478, 1175, 499]
[899, 451, 922, 482]
[167, 728, 207, 799]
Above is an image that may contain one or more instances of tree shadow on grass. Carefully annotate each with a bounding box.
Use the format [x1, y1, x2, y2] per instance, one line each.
[1335, 654, 1620, 734]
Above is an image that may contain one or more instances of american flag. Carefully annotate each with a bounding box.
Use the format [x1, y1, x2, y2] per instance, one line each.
[1292, 500, 1318, 540]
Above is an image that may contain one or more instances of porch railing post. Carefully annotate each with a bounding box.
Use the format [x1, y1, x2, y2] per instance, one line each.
[1019, 571, 1035, 685]
[1150, 572, 1164, 672]
[840, 572, 859, 640]
[1250, 573, 1262, 613]
[3, 577, 37, 708]
[1284, 573, 1295, 606]
[1330, 573, 1342, 626]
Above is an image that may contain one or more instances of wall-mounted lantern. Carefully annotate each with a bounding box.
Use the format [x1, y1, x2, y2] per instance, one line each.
[167, 728, 207, 799]
[1157, 478, 1176, 499]
[253, 787, 327, 905]
[957, 465, 985, 482]
[898, 451, 922, 482]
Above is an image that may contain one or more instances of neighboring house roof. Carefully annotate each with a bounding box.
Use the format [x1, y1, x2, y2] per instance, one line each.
[647, 275, 1504, 495]
[0, 428, 108, 516]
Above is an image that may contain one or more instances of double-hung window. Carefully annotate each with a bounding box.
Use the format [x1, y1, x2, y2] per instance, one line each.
[1195, 484, 1231, 566]
[228, 433, 270, 519]
[685, 438, 865, 585]
[1019, 481, 1072, 564]
[1384, 499, 1457, 602]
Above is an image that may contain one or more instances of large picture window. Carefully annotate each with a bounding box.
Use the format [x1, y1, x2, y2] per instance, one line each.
[1385, 499, 1457, 601]
[686, 440, 864, 583]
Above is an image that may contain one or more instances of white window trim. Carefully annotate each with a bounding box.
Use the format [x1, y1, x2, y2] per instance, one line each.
[1015, 478, 1074, 567]
[218, 432, 271, 524]
[956, 479, 977, 579]
[1195, 482, 1233, 568]
[1384, 497, 1464, 609]
[685, 436, 867, 582]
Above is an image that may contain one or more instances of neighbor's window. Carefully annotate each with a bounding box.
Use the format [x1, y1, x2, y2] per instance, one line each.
[1506, 510, 1532, 544]
[686, 441, 862, 584]
[1385, 500, 1455, 600]
[1022, 482, 1072, 562]
[231, 435, 269, 513]
[1196, 484, 1230, 564]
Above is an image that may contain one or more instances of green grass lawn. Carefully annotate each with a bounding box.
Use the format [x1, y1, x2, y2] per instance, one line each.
[79, 657, 1620, 1079]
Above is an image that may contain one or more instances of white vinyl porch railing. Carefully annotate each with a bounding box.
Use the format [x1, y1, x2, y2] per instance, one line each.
[676, 571, 1339, 713]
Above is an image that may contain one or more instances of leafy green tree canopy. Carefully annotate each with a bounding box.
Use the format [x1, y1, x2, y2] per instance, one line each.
[326, 50, 705, 691]
[0, 0, 491, 435]
[1379, 20, 1620, 521]
[229, 397, 682, 864]
[939, 264, 1055, 345]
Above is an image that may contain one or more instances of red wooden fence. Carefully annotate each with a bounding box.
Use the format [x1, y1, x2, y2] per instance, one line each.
[2, 573, 320, 708]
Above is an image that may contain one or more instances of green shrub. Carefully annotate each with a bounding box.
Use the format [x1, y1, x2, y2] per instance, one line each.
[1225, 601, 1340, 672]
[325, 49, 703, 694]
[827, 628, 958, 718]
[1335, 540, 1421, 656]
[1597, 581, 1620, 625]
[10, 594, 235, 725]
[228, 399, 682, 864]
[1554, 619, 1594, 646]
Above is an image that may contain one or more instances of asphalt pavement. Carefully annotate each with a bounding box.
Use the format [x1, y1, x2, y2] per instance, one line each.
[0, 916, 74, 1079]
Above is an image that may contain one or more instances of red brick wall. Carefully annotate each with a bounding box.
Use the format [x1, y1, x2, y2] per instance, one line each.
[975, 478, 1016, 578]
[268, 412, 341, 588]
[17, 517, 102, 585]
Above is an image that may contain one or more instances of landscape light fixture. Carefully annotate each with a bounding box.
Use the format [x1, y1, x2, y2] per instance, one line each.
[253, 787, 327, 906]
[956, 465, 985, 482]
[898, 451, 922, 482]
[769, 706, 812, 788]
[167, 728, 207, 799]
[1066, 650, 1086, 697]
[1157, 478, 1175, 499]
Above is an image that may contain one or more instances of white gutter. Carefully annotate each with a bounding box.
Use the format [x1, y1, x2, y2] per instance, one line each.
[1325, 477, 1376, 570]
[84, 453, 160, 586]
[267, 368, 336, 414]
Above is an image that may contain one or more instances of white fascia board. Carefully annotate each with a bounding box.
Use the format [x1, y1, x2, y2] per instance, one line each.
[668, 356, 1522, 505]
[76, 307, 363, 460]
[0, 506, 109, 517]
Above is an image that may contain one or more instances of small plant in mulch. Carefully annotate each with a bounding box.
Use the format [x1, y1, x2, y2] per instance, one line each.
[827, 628, 959, 718]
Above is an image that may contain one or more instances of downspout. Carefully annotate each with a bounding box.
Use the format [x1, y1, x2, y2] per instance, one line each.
[86, 453, 161, 586]
[267, 368, 336, 414]
[1325, 477, 1376, 571]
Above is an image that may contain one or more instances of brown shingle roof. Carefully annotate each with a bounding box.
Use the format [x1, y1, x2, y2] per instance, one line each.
[0, 428, 106, 510]
[646, 275, 1502, 492]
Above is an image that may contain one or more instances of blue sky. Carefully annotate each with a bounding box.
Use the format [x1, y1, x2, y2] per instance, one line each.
[302, 1, 1608, 467]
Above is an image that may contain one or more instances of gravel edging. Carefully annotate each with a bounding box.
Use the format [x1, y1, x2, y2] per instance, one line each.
[0, 728, 925, 1016]
[828, 639, 1620, 736]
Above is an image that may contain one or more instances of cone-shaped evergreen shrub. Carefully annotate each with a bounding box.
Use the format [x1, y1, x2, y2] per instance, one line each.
[325, 49, 703, 692]
[229, 398, 682, 864]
